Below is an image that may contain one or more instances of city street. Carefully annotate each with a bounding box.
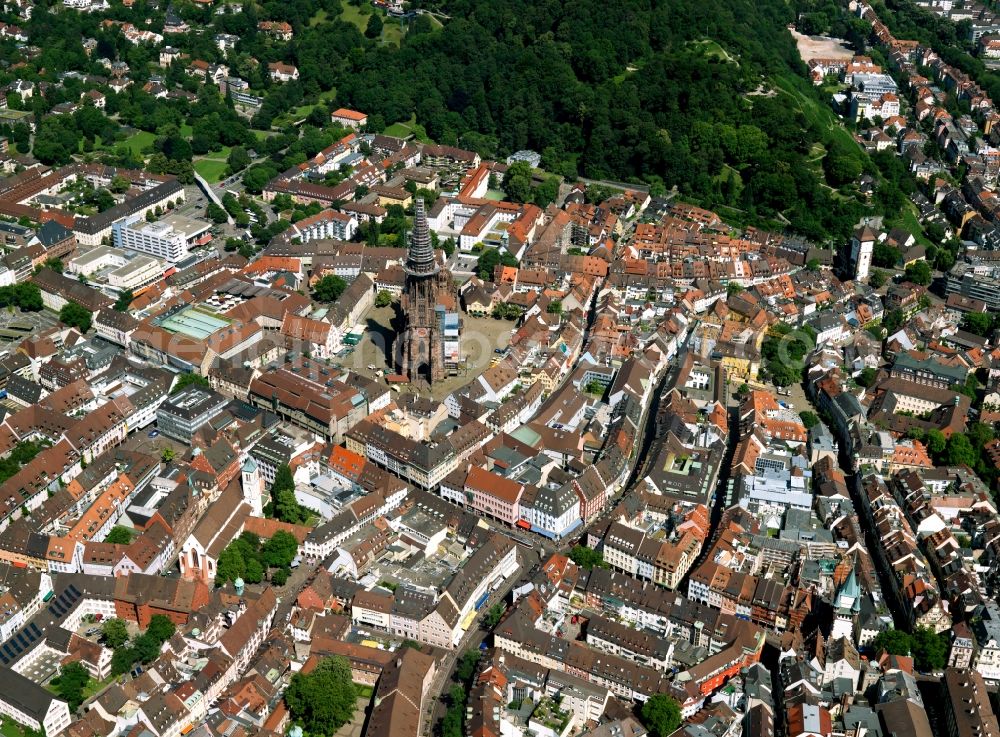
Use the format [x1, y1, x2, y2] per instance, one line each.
[421, 551, 531, 737]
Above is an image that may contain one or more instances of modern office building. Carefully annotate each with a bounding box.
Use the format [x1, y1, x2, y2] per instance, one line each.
[156, 386, 230, 443]
[112, 213, 212, 262]
[945, 263, 1000, 310]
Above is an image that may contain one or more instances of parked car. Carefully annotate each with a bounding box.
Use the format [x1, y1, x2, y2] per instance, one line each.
[148, 429, 159, 438]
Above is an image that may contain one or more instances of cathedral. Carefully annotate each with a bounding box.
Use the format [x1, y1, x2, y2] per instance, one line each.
[397, 198, 461, 384]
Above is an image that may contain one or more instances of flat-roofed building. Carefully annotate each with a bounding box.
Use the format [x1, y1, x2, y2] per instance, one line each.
[156, 386, 229, 443]
[112, 212, 212, 262]
[68, 245, 164, 292]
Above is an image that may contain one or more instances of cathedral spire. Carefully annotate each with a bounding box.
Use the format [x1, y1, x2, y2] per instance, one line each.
[405, 197, 439, 276]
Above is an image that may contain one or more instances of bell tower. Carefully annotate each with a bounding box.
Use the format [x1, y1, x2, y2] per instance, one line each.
[398, 198, 454, 384]
[241, 456, 263, 517]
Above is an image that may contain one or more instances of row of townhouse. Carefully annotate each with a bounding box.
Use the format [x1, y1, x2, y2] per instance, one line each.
[599, 518, 707, 590]
[856, 473, 952, 633]
[498, 581, 765, 715]
[350, 532, 518, 649]
[0, 383, 172, 533]
[302, 485, 407, 560]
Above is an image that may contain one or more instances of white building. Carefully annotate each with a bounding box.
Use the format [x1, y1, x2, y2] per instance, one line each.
[284, 209, 358, 243]
[520, 483, 581, 540]
[0, 667, 72, 736]
[849, 225, 875, 282]
[112, 213, 212, 262]
[241, 457, 264, 517]
[68, 245, 165, 291]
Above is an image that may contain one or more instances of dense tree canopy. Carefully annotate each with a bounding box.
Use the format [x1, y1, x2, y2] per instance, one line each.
[762, 324, 817, 387]
[216, 530, 297, 585]
[640, 694, 683, 737]
[59, 303, 92, 333]
[114, 289, 135, 313]
[101, 618, 130, 650]
[0, 441, 47, 485]
[285, 656, 359, 734]
[53, 662, 90, 712]
[329, 0, 877, 239]
[904, 261, 932, 286]
[961, 311, 998, 337]
[872, 628, 911, 656]
[476, 247, 518, 280]
[0, 284, 43, 312]
[312, 274, 348, 303]
[171, 372, 210, 394]
[8, 0, 901, 242]
[104, 526, 134, 545]
[110, 614, 176, 676]
[568, 545, 605, 569]
[873, 626, 952, 672]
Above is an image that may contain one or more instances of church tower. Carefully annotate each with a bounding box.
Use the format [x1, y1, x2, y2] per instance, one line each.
[398, 198, 455, 384]
[241, 456, 263, 517]
[832, 561, 861, 642]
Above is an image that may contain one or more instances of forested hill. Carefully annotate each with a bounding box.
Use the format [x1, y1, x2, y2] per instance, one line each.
[332, 0, 872, 241]
[19, 0, 875, 241]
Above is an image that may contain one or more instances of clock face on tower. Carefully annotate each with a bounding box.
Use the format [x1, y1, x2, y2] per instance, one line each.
[417, 328, 428, 337]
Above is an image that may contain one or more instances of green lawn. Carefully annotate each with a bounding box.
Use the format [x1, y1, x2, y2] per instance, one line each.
[381, 15, 405, 45]
[194, 158, 228, 182]
[179, 124, 193, 138]
[691, 39, 736, 63]
[0, 720, 42, 737]
[79, 135, 102, 152]
[612, 59, 645, 85]
[339, 2, 371, 33]
[771, 73, 857, 153]
[309, 8, 329, 25]
[339, 3, 404, 45]
[714, 164, 744, 199]
[205, 146, 232, 161]
[290, 104, 317, 120]
[81, 674, 116, 702]
[382, 114, 431, 143]
[274, 104, 319, 128]
[121, 130, 156, 157]
[892, 202, 932, 247]
[383, 122, 412, 137]
[357, 684, 374, 698]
